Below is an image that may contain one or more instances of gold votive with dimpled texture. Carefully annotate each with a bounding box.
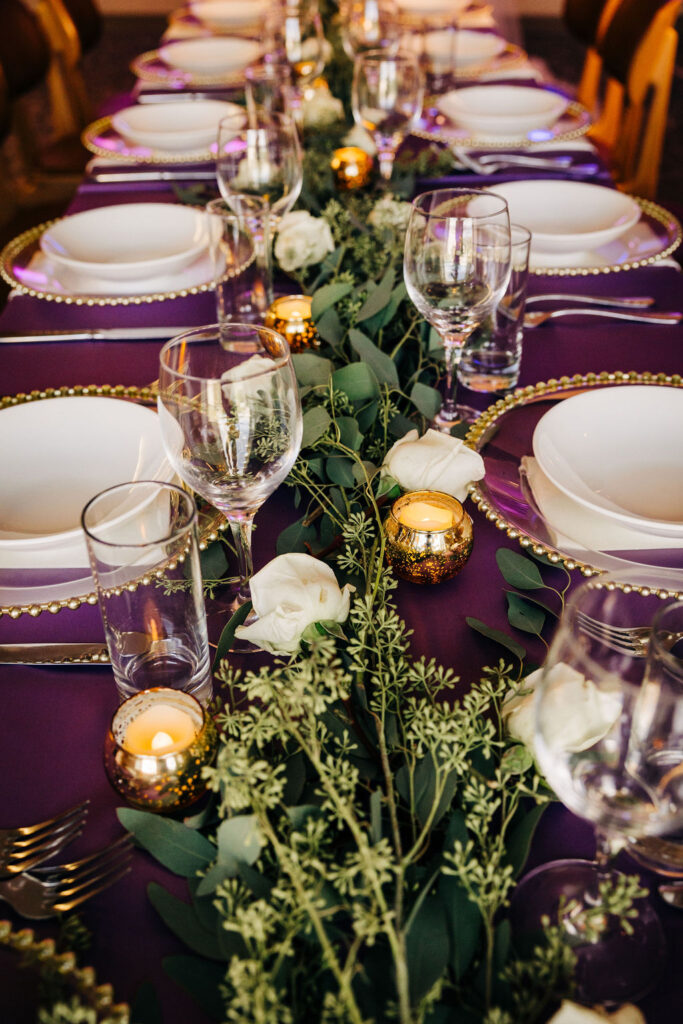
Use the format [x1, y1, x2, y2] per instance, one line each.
[264, 294, 319, 353]
[103, 687, 217, 812]
[330, 146, 373, 190]
[384, 490, 474, 584]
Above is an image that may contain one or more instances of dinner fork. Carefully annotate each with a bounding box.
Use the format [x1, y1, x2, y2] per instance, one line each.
[0, 833, 133, 919]
[524, 308, 682, 328]
[576, 610, 683, 657]
[525, 293, 655, 309]
[0, 801, 89, 877]
[451, 148, 599, 176]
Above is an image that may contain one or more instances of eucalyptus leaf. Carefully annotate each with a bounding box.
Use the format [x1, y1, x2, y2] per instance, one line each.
[302, 405, 332, 448]
[163, 955, 225, 1020]
[500, 744, 534, 777]
[200, 542, 230, 586]
[439, 873, 481, 981]
[147, 882, 225, 960]
[316, 305, 344, 346]
[496, 548, 546, 590]
[349, 328, 399, 386]
[213, 600, 253, 671]
[356, 398, 379, 433]
[465, 617, 526, 662]
[291, 353, 333, 387]
[237, 862, 274, 899]
[351, 460, 376, 486]
[217, 814, 264, 869]
[377, 281, 408, 329]
[287, 804, 324, 829]
[504, 589, 558, 619]
[405, 895, 450, 1002]
[506, 591, 546, 636]
[355, 266, 395, 321]
[336, 414, 363, 450]
[117, 808, 215, 877]
[388, 413, 416, 438]
[410, 381, 442, 419]
[196, 862, 235, 897]
[311, 281, 353, 319]
[332, 362, 380, 402]
[282, 751, 306, 805]
[276, 516, 317, 555]
[505, 803, 548, 878]
[183, 793, 217, 831]
[326, 455, 356, 488]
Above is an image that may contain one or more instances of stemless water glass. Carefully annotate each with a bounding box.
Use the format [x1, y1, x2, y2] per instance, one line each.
[158, 324, 303, 645]
[403, 187, 511, 427]
[340, 0, 401, 60]
[351, 48, 424, 183]
[511, 578, 683, 1004]
[216, 112, 303, 317]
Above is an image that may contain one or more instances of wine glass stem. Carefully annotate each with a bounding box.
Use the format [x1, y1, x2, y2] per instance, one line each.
[377, 148, 396, 182]
[594, 828, 619, 882]
[440, 331, 467, 420]
[251, 210, 274, 316]
[228, 514, 255, 606]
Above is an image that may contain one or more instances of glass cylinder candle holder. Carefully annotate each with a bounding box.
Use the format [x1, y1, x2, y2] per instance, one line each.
[384, 490, 473, 584]
[103, 687, 218, 812]
[264, 294, 319, 352]
[330, 146, 373, 190]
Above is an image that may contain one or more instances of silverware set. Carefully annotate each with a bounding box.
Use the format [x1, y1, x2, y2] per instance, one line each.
[451, 147, 600, 176]
[523, 292, 681, 327]
[0, 802, 133, 918]
[576, 610, 683, 658]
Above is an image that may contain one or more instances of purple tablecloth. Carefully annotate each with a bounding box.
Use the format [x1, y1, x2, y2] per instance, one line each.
[1, 155, 683, 1022]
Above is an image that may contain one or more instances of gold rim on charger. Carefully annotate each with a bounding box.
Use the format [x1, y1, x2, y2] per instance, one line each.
[465, 370, 683, 597]
[131, 48, 252, 87]
[81, 116, 215, 165]
[413, 98, 591, 149]
[0, 386, 226, 619]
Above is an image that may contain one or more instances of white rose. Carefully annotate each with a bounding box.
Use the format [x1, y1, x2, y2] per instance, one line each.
[381, 429, 485, 502]
[547, 1001, 646, 1024]
[274, 210, 335, 272]
[368, 195, 413, 234]
[235, 552, 354, 654]
[342, 124, 377, 156]
[302, 89, 344, 128]
[503, 662, 622, 757]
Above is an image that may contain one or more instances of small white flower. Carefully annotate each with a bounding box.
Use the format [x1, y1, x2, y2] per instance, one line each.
[274, 210, 335, 272]
[302, 88, 345, 128]
[368, 195, 412, 234]
[503, 662, 622, 757]
[342, 124, 377, 156]
[235, 552, 354, 655]
[381, 429, 485, 502]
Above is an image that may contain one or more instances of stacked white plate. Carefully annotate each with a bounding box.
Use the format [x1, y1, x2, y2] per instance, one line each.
[39, 203, 210, 294]
[438, 84, 569, 138]
[158, 36, 261, 74]
[112, 99, 244, 152]
[396, 0, 470, 18]
[402, 29, 507, 73]
[189, 0, 270, 30]
[529, 386, 683, 552]
[0, 397, 175, 569]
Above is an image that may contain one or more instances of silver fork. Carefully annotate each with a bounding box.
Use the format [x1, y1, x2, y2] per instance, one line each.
[0, 833, 133, 919]
[451, 148, 599, 176]
[524, 308, 682, 328]
[576, 610, 683, 657]
[525, 293, 655, 309]
[0, 801, 90, 877]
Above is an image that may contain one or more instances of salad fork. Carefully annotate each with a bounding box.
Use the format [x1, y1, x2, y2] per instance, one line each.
[576, 610, 683, 657]
[0, 834, 133, 919]
[524, 308, 682, 328]
[0, 801, 89, 877]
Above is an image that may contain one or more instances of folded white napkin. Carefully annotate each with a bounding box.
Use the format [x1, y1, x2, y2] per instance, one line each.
[522, 456, 683, 554]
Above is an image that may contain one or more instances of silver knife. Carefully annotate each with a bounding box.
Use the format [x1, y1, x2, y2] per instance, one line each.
[0, 326, 199, 343]
[0, 643, 110, 665]
[89, 169, 217, 183]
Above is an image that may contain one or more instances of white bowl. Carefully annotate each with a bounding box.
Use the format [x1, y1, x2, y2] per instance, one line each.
[396, 0, 469, 16]
[111, 100, 243, 151]
[159, 36, 261, 74]
[40, 203, 208, 282]
[0, 397, 175, 568]
[402, 29, 506, 72]
[189, 0, 269, 30]
[438, 85, 569, 137]
[489, 181, 642, 257]
[532, 386, 683, 539]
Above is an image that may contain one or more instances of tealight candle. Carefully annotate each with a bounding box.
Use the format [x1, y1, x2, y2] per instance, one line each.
[264, 293, 318, 353]
[330, 146, 373, 190]
[384, 490, 474, 585]
[104, 688, 217, 812]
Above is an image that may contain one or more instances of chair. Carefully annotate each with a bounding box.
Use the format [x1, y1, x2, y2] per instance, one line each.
[589, 0, 681, 198]
[562, 0, 623, 111]
[32, 0, 102, 137]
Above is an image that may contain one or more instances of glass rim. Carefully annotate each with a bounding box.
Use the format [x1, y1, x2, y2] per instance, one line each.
[355, 46, 422, 65]
[410, 187, 509, 220]
[159, 322, 294, 382]
[81, 479, 197, 549]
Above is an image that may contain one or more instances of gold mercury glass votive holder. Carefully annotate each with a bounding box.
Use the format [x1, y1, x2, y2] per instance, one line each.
[330, 146, 373, 190]
[264, 294, 319, 353]
[103, 687, 218, 812]
[384, 490, 474, 584]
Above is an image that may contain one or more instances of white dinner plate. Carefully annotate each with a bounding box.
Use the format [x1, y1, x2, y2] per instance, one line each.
[0, 397, 174, 569]
[488, 181, 641, 258]
[437, 84, 568, 136]
[402, 29, 506, 73]
[40, 203, 209, 282]
[189, 0, 270, 30]
[396, 0, 469, 16]
[111, 100, 243, 151]
[159, 36, 260, 74]
[532, 386, 683, 539]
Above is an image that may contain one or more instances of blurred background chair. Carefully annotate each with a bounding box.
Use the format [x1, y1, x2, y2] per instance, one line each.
[562, 0, 623, 111]
[32, 0, 102, 136]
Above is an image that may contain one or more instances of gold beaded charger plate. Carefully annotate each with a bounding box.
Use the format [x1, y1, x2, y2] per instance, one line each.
[465, 372, 683, 594]
[0, 218, 251, 306]
[0, 387, 225, 619]
[415, 97, 590, 149]
[131, 47, 255, 87]
[81, 116, 215, 164]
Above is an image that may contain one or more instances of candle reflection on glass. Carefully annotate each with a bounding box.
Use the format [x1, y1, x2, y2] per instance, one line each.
[384, 489, 473, 584]
[104, 688, 217, 812]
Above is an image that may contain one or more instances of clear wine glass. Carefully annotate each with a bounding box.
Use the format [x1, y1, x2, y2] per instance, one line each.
[340, 0, 401, 60]
[351, 48, 424, 184]
[157, 324, 303, 649]
[511, 577, 683, 1003]
[403, 187, 511, 427]
[216, 111, 303, 319]
[275, 0, 326, 121]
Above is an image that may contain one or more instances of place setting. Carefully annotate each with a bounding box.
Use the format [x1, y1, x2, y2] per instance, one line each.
[164, 0, 272, 42]
[130, 34, 263, 87]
